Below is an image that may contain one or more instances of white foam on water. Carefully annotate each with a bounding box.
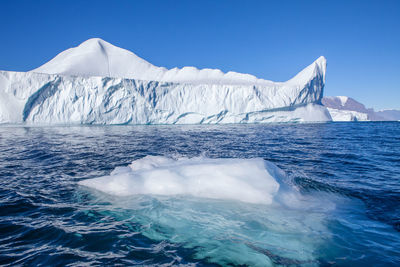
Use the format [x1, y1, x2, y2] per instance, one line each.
[79, 156, 288, 204]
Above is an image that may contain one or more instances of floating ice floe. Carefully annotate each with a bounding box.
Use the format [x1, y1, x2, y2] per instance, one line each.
[78, 156, 293, 204]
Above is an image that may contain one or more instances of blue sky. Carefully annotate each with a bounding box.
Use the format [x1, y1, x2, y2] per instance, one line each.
[0, 0, 399, 110]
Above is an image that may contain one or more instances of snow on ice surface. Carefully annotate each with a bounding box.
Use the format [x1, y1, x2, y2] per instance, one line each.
[0, 38, 330, 124]
[31, 38, 326, 86]
[79, 156, 286, 204]
[336, 96, 349, 106]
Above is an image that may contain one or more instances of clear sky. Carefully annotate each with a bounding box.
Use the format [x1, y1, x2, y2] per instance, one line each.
[0, 0, 399, 110]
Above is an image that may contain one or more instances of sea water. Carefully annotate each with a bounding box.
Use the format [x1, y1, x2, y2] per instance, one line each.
[0, 122, 399, 266]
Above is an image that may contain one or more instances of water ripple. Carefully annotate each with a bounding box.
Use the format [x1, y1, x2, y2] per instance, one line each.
[0, 123, 399, 266]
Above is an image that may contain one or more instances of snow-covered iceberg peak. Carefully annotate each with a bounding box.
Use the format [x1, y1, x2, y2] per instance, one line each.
[31, 38, 326, 87]
[287, 56, 326, 85]
[31, 38, 164, 81]
[0, 38, 330, 124]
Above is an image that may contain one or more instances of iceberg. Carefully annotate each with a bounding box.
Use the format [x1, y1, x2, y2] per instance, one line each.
[0, 38, 330, 124]
[322, 96, 370, 121]
[79, 156, 285, 204]
[325, 108, 368, 122]
[78, 156, 341, 265]
[321, 96, 399, 121]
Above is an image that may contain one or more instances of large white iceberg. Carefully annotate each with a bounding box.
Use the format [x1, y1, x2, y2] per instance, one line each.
[0, 38, 330, 124]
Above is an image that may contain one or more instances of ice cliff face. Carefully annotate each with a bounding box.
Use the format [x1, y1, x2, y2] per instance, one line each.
[0, 38, 330, 124]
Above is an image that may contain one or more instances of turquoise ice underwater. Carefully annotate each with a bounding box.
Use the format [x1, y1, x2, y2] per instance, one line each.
[78, 155, 400, 266]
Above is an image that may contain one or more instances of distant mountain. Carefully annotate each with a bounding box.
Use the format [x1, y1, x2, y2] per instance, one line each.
[376, 110, 400, 121]
[322, 96, 399, 121]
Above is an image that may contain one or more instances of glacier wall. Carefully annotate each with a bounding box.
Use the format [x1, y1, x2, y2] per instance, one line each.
[0, 65, 329, 124]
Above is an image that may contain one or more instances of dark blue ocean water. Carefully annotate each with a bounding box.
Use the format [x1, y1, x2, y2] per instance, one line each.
[0, 122, 399, 266]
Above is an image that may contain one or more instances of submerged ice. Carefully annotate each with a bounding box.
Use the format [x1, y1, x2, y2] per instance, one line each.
[0, 38, 330, 124]
[78, 155, 400, 266]
[79, 156, 332, 265]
